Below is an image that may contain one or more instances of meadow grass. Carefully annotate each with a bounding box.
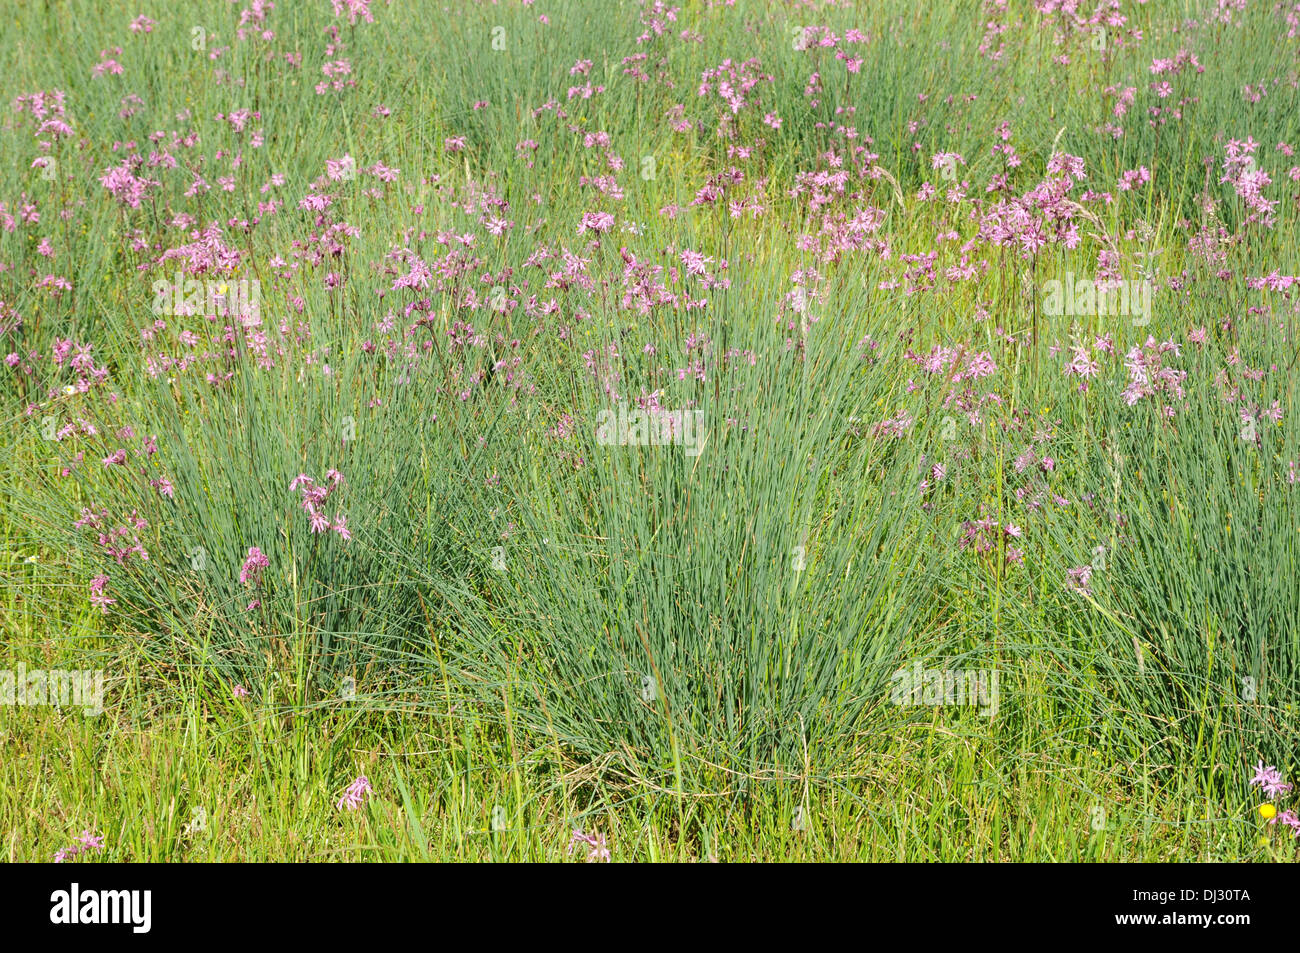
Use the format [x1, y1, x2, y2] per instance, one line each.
[1, 0, 1299, 861]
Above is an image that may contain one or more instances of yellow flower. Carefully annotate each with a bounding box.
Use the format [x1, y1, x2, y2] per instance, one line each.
[1259, 803, 1277, 820]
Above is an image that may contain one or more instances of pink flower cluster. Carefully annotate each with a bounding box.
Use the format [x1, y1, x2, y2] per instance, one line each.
[1066, 565, 1093, 596]
[88, 574, 114, 614]
[240, 546, 270, 586]
[959, 515, 1024, 567]
[336, 775, 373, 811]
[54, 829, 104, 863]
[1121, 336, 1187, 410]
[567, 828, 611, 862]
[290, 470, 351, 540]
[1252, 763, 1300, 837]
[1221, 138, 1277, 227]
[74, 508, 150, 565]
